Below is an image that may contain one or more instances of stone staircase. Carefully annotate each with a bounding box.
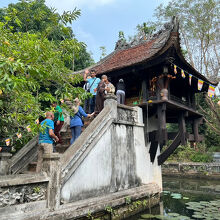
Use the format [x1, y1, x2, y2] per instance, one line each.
[27, 117, 94, 172]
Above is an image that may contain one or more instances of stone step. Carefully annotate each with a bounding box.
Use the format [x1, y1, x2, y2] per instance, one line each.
[55, 144, 69, 154]
[61, 130, 71, 139]
[25, 117, 95, 173]
[28, 162, 37, 172]
[61, 137, 71, 145]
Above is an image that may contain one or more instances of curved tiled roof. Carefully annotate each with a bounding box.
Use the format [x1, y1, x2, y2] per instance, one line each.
[73, 18, 218, 86]
[91, 31, 170, 75]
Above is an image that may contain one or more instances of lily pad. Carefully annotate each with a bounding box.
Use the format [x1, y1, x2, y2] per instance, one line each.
[163, 191, 170, 194]
[183, 197, 190, 200]
[177, 216, 191, 220]
[192, 214, 204, 219]
[167, 213, 180, 217]
[155, 215, 166, 220]
[171, 193, 182, 199]
[140, 214, 155, 219]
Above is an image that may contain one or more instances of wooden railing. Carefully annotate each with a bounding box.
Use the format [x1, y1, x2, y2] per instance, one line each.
[147, 91, 194, 109]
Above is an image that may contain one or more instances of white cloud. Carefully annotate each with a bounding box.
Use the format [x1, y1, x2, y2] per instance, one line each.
[45, 0, 116, 13]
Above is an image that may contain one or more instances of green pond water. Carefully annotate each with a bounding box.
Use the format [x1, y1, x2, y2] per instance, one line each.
[126, 176, 220, 220]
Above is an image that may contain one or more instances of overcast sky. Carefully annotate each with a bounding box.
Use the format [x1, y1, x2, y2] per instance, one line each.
[0, 0, 169, 62]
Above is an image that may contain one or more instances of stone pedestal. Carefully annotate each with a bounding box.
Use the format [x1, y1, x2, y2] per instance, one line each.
[0, 152, 12, 175]
[42, 153, 61, 211]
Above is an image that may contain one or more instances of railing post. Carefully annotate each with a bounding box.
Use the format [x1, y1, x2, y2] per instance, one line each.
[104, 94, 117, 119]
[42, 153, 61, 211]
[0, 152, 12, 175]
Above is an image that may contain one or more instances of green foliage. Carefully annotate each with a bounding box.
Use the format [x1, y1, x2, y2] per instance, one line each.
[0, 0, 91, 150]
[74, 45, 94, 71]
[136, 22, 156, 37]
[99, 46, 107, 60]
[196, 93, 220, 148]
[190, 152, 213, 163]
[166, 143, 213, 163]
[154, 0, 220, 81]
[33, 186, 41, 194]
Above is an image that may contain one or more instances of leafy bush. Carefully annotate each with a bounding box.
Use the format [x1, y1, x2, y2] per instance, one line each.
[166, 142, 213, 163]
[190, 152, 213, 162]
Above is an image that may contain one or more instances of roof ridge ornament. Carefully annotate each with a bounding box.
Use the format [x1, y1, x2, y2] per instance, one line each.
[114, 17, 179, 51]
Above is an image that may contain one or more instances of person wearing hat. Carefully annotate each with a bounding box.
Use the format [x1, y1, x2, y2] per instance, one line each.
[116, 79, 126, 104]
[70, 98, 93, 145]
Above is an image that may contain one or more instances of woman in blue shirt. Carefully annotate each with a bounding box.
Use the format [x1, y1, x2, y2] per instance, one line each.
[70, 98, 92, 145]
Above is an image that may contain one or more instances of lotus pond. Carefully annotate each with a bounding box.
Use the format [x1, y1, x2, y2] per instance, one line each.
[126, 176, 220, 220]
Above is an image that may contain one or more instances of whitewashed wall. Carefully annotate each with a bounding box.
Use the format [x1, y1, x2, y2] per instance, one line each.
[61, 104, 162, 203]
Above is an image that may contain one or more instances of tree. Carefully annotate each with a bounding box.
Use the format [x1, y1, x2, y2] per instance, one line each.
[0, 0, 94, 71]
[99, 46, 107, 60]
[116, 23, 156, 46]
[74, 45, 94, 71]
[0, 1, 89, 150]
[154, 0, 220, 83]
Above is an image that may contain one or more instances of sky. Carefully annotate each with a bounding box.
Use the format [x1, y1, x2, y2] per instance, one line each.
[0, 0, 170, 62]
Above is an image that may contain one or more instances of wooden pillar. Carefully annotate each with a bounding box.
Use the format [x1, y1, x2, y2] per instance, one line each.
[193, 117, 203, 142]
[157, 103, 167, 148]
[142, 80, 148, 103]
[187, 91, 191, 107]
[192, 94, 196, 109]
[178, 112, 186, 145]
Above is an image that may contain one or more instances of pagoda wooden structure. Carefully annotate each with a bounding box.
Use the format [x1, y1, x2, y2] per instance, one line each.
[76, 17, 217, 165]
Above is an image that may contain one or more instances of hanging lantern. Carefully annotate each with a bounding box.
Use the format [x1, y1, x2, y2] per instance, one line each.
[26, 125, 31, 132]
[5, 138, 10, 146]
[16, 133, 22, 139]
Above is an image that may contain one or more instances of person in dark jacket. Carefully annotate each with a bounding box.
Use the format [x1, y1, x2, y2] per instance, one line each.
[116, 79, 125, 104]
[94, 75, 107, 115]
[70, 98, 92, 145]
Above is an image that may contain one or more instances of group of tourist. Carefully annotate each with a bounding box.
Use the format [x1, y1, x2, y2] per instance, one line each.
[37, 69, 126, 172]
[83, 69, 125, 114]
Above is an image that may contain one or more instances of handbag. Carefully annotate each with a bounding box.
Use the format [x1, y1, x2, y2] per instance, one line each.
[86, 78, 97, 93]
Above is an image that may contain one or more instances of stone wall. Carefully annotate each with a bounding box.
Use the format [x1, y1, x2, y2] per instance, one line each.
[162, 162, 220, 179]
[0, 173, 49, 218]
[0, 174, 48, 208]
[60, 98, 162, 203]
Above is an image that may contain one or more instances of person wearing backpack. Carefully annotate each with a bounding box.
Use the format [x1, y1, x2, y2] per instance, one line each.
[84, 69, 100, 113]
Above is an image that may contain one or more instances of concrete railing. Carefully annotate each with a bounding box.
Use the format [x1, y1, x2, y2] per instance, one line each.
[61, 104, 115, 184]
[9, 135, 39, 174]
[162, 162, 220, 179]
[0, 172, 49, 217]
